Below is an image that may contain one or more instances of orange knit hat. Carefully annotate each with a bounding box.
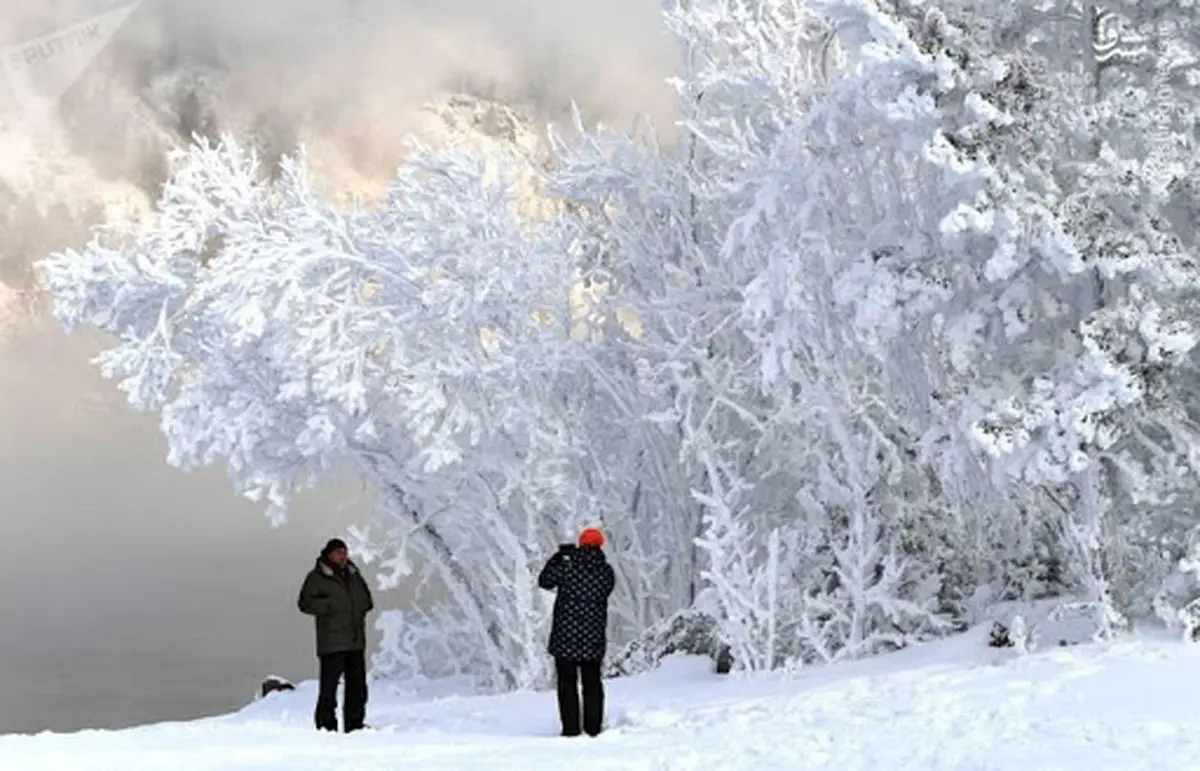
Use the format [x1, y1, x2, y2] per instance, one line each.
[578, 528, 605, 548]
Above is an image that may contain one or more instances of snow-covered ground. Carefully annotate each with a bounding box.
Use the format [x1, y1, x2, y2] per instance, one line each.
[5, 626, 1200, 770]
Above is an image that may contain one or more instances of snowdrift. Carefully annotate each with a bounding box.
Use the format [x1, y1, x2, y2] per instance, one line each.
[4, 625, 1200, 769]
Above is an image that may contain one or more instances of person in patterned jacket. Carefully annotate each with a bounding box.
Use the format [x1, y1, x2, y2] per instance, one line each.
[537, 527, 616, 736]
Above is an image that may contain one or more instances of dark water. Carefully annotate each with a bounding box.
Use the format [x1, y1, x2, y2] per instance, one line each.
[0, 473, 376, 735]
[0, 328, 390, 735]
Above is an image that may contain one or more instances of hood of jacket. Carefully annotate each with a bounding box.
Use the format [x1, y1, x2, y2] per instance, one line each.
[316, 557, 361, 577]
[572, 545, 607, 565]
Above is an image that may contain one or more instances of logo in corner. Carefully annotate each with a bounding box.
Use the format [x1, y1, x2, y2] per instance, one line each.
[0, 1, 142, 148]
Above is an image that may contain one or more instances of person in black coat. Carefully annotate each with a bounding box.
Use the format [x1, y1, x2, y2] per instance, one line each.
[297, 538, 374, 732]
[537, 527, 615, 736]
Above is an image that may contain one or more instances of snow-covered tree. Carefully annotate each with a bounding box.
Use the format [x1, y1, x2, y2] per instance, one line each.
[838, 0, 1200, 633]
[39, 134, 600, 689]
[39, 0, 1200, 685]
[546, 0, 845, 668]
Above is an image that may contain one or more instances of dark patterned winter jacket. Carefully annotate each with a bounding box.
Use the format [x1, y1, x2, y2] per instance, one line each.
[538, 544, 615, 662]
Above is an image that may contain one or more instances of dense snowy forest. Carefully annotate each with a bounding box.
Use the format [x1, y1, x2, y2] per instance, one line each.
[35, 0, 1200, 689]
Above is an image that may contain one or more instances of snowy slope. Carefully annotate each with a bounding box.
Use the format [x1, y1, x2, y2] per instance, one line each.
[4, 628, 1200, 770]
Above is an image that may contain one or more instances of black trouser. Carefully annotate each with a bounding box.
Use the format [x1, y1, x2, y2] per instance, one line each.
[555, 658, 604, 736]
[315, 649, 367, 732]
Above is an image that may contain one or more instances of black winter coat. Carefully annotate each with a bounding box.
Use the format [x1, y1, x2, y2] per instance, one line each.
[538, 544, 615, 662]
[298, 557, 374, 656]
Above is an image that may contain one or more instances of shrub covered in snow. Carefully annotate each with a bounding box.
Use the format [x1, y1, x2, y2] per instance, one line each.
[607, 610, 734, 678]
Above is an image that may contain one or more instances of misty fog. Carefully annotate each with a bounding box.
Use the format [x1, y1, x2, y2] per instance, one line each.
[0, 320, 383, 733]
[0, 0, 671, 734]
